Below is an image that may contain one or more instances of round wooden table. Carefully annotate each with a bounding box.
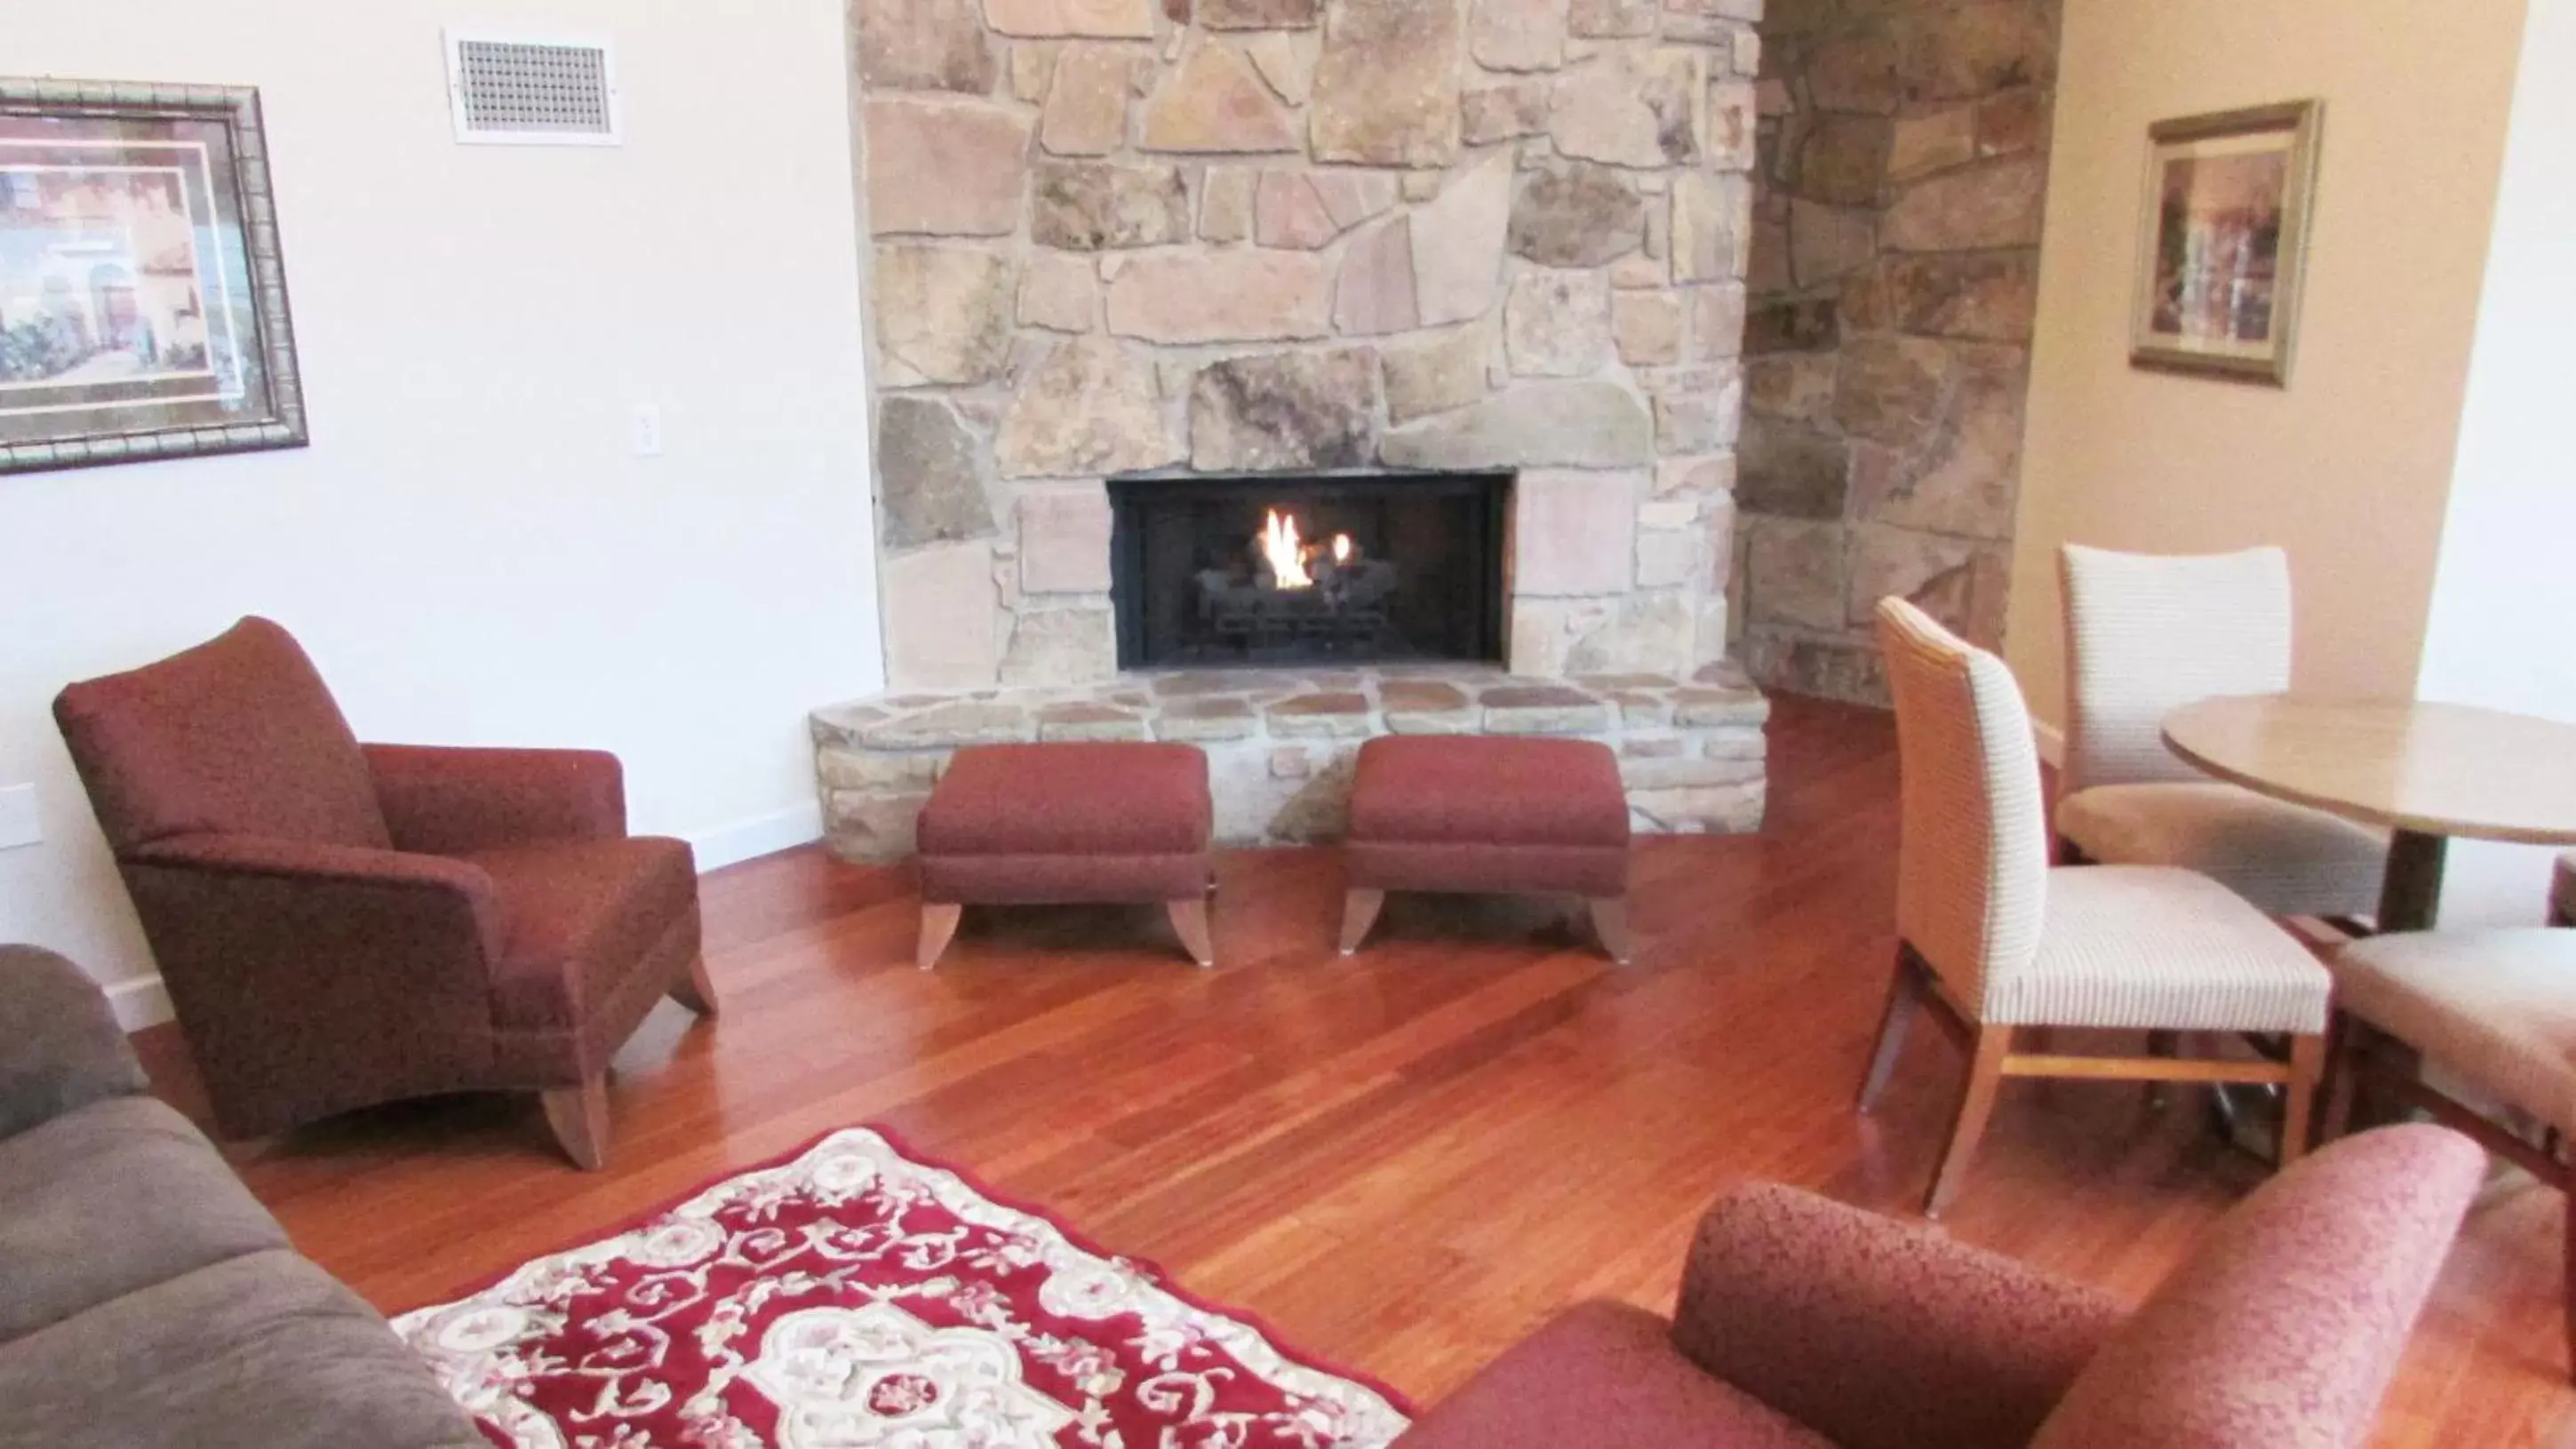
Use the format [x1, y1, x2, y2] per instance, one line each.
[2162, 696, 2576, 931]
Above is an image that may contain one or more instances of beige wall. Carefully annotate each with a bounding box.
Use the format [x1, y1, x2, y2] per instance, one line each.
[2005, 0, 2528, 732]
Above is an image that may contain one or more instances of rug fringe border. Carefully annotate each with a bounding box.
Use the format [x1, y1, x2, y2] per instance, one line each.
[395, 1119, 1423, 1419]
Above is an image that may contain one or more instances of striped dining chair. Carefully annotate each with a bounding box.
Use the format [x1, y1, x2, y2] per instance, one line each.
[2055, 545, 2388, 922]
[1862, 598, 2335, 1216]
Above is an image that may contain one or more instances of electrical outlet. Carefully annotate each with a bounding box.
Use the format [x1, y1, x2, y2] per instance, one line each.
[630, 404, 664, 458]
[0, 784, 38, 851]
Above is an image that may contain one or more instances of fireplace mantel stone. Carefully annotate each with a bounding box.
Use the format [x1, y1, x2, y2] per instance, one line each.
[813, 662, 1767, 862]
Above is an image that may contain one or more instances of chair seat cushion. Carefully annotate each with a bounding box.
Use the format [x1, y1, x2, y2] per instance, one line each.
[2055, 782, 2387, 920]
[917, 744, 1212, 904]
[0, 1251, 484, 1449]
[2332, 928, 2576, 1137]
[468, 835, 698, 1033]
[1987, 866, 2333, 1032]
[0, 1096, 288, 1344]
[1392, 1302, 1834, 1449]
[1345, 736, 1631, 898]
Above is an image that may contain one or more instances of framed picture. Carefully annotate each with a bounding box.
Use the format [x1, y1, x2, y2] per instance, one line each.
[0, 78, 307, 474]
[2130, 100, 2324, 386]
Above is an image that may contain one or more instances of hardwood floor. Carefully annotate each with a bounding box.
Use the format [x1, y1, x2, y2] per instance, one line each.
[136, 695, 2575, 1444]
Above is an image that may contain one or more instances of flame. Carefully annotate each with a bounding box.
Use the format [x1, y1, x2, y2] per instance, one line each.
[1331, 533, 1353, 564]
[1262, 509, 1313, 589]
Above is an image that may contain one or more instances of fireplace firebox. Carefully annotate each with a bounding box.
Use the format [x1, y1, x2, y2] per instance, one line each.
[1108, 472, 1511, 670]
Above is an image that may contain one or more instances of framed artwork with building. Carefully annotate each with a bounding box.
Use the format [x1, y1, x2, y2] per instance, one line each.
[0, 78, 307, 474]
[2130, 100, 2324, 386]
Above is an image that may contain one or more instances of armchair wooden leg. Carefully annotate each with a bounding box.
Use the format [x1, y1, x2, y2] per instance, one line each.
[1339, 888, 1386, 956]
[1587, 896, 1634, 966]
[669, 954, 720, 1017]
[1926, 1025, 2013, 1220]
[540, 1075, 611, 1172]
[2278, 1031, 2329, 1166]
[1858, 947, 1928, 1114]
[917, 902, 963, 971]
[1167, 897, 1216, 968]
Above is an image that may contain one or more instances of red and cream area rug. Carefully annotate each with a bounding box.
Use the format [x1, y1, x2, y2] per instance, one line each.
[393, 1127, 1412, 1449]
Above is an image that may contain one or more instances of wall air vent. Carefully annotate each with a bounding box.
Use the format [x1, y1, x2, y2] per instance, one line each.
[445, 32, 621, 146]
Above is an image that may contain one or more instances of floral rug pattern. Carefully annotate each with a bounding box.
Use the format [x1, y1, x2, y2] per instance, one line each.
[395, 1128, 1409, 1449]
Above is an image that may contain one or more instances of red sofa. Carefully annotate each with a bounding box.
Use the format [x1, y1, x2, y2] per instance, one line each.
[1396, 1125, 2483, 1448]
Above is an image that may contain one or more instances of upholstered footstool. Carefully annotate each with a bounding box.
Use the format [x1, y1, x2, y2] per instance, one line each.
[1340, 735, 1635, 963]
[914, 742, 1216, 969]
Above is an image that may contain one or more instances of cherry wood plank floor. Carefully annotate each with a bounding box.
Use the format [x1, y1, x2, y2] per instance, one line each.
[137, 696, 2574, 1445]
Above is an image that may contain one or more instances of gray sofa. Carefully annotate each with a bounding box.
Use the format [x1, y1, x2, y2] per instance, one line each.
[0, 944, 483, 1449]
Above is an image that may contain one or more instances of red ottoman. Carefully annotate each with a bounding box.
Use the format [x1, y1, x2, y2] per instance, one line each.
[1341, 735, 1634, 963]
[914, 742, 1216, 968]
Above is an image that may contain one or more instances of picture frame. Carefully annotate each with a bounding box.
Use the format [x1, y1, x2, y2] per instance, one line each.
[2129, 100, 2324, 386]
[0, 77, 307, 475]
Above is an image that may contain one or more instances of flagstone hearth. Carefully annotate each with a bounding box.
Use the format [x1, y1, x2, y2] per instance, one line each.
[812, 663, 1767, 862]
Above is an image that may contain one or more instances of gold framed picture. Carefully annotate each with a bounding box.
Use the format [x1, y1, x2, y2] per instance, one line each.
[0, 77, 307, 474]
[2129, 100, 2324, 386]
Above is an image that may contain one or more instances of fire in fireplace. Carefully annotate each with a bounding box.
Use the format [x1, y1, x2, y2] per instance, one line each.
[1108, 472, 1510, 670]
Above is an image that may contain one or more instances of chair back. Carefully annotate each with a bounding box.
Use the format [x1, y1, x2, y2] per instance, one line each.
[2030, 1124, 2484, 1448]
[1874, 597, 2048, 1017]
[2058, 545, 2293, 796]
[53, 617, 390, 855]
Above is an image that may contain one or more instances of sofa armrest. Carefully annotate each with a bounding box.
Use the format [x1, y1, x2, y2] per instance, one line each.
[1671, 1184, 2125, 1449]
[363, 744, 626, 855]
[0, 944, 150, 1141]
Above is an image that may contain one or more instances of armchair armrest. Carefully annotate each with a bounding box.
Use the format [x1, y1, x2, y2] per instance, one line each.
[0, 944, 150, 1142]
[363, 744, 626, 855]
[1671, 1184, 2125, 1449]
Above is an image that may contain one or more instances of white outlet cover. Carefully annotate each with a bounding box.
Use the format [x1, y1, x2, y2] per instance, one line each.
[0, 784, 39, 851]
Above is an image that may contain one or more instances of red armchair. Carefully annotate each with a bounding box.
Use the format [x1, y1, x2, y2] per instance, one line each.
[53, 617, 714, 1169]
[1397, 1125, 2484, 1448]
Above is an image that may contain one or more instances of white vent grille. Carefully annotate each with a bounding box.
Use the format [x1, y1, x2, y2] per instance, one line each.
[446, 33, 620, 145]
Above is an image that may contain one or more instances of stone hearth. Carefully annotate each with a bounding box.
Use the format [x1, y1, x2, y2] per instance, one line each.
[851, 0, 1767, 691]
[814, 662, 1768, 862]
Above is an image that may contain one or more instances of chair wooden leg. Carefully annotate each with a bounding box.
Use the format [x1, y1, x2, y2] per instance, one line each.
[2144, 1028, 2180, 1110]
[1587, 897, 1634, 966]
[540, 1075, 610, 1172]
[916, 902, 963, 971]
[1926, 1025, 2013, 1220]
[2279, 1031, 2328, 1166]
[669, 953, 720, 1017]
[1338, 888, 1386, 956]
[1168, 897, 1216, 968]
[1857, 948, 1927, 1114]
[2321, 1016, 2368, 1145]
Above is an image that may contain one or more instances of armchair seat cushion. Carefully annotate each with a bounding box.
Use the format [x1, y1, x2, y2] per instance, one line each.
[0, 1096, 288, 1344]
[2055, 782, 2386, 920]
[1392, 1302, 1834, 1449]
[470, 836, 698, 1033]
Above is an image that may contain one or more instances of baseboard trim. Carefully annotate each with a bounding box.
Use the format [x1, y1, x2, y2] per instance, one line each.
[109, 803, 828, 1037]
[688, 800, 826, 871]
[108, 974, 174, 1032]
[2031, 718, 2066, 768]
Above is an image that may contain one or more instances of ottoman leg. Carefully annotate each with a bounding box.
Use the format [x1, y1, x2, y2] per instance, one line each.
[1339, 888, 1386, 956]
[1588, 897, 1634, 966]
[1167, 898, 1216, 969]
[917, 902, 963, 971]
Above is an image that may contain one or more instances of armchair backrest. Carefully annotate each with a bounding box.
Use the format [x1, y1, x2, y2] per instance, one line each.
[54, 617, 390, 855]
[2058, 545, 2293, 797]
[2031, 1125, 2484, 1448]
[1875, 596, 2048, 1017]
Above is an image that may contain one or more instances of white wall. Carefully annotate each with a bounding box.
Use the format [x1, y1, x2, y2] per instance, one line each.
[2415, 0, 2576, 926]
[0, 0, 885, 1022]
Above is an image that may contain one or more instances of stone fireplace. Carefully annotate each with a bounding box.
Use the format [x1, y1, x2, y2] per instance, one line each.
[817, 0, 1774, 862]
